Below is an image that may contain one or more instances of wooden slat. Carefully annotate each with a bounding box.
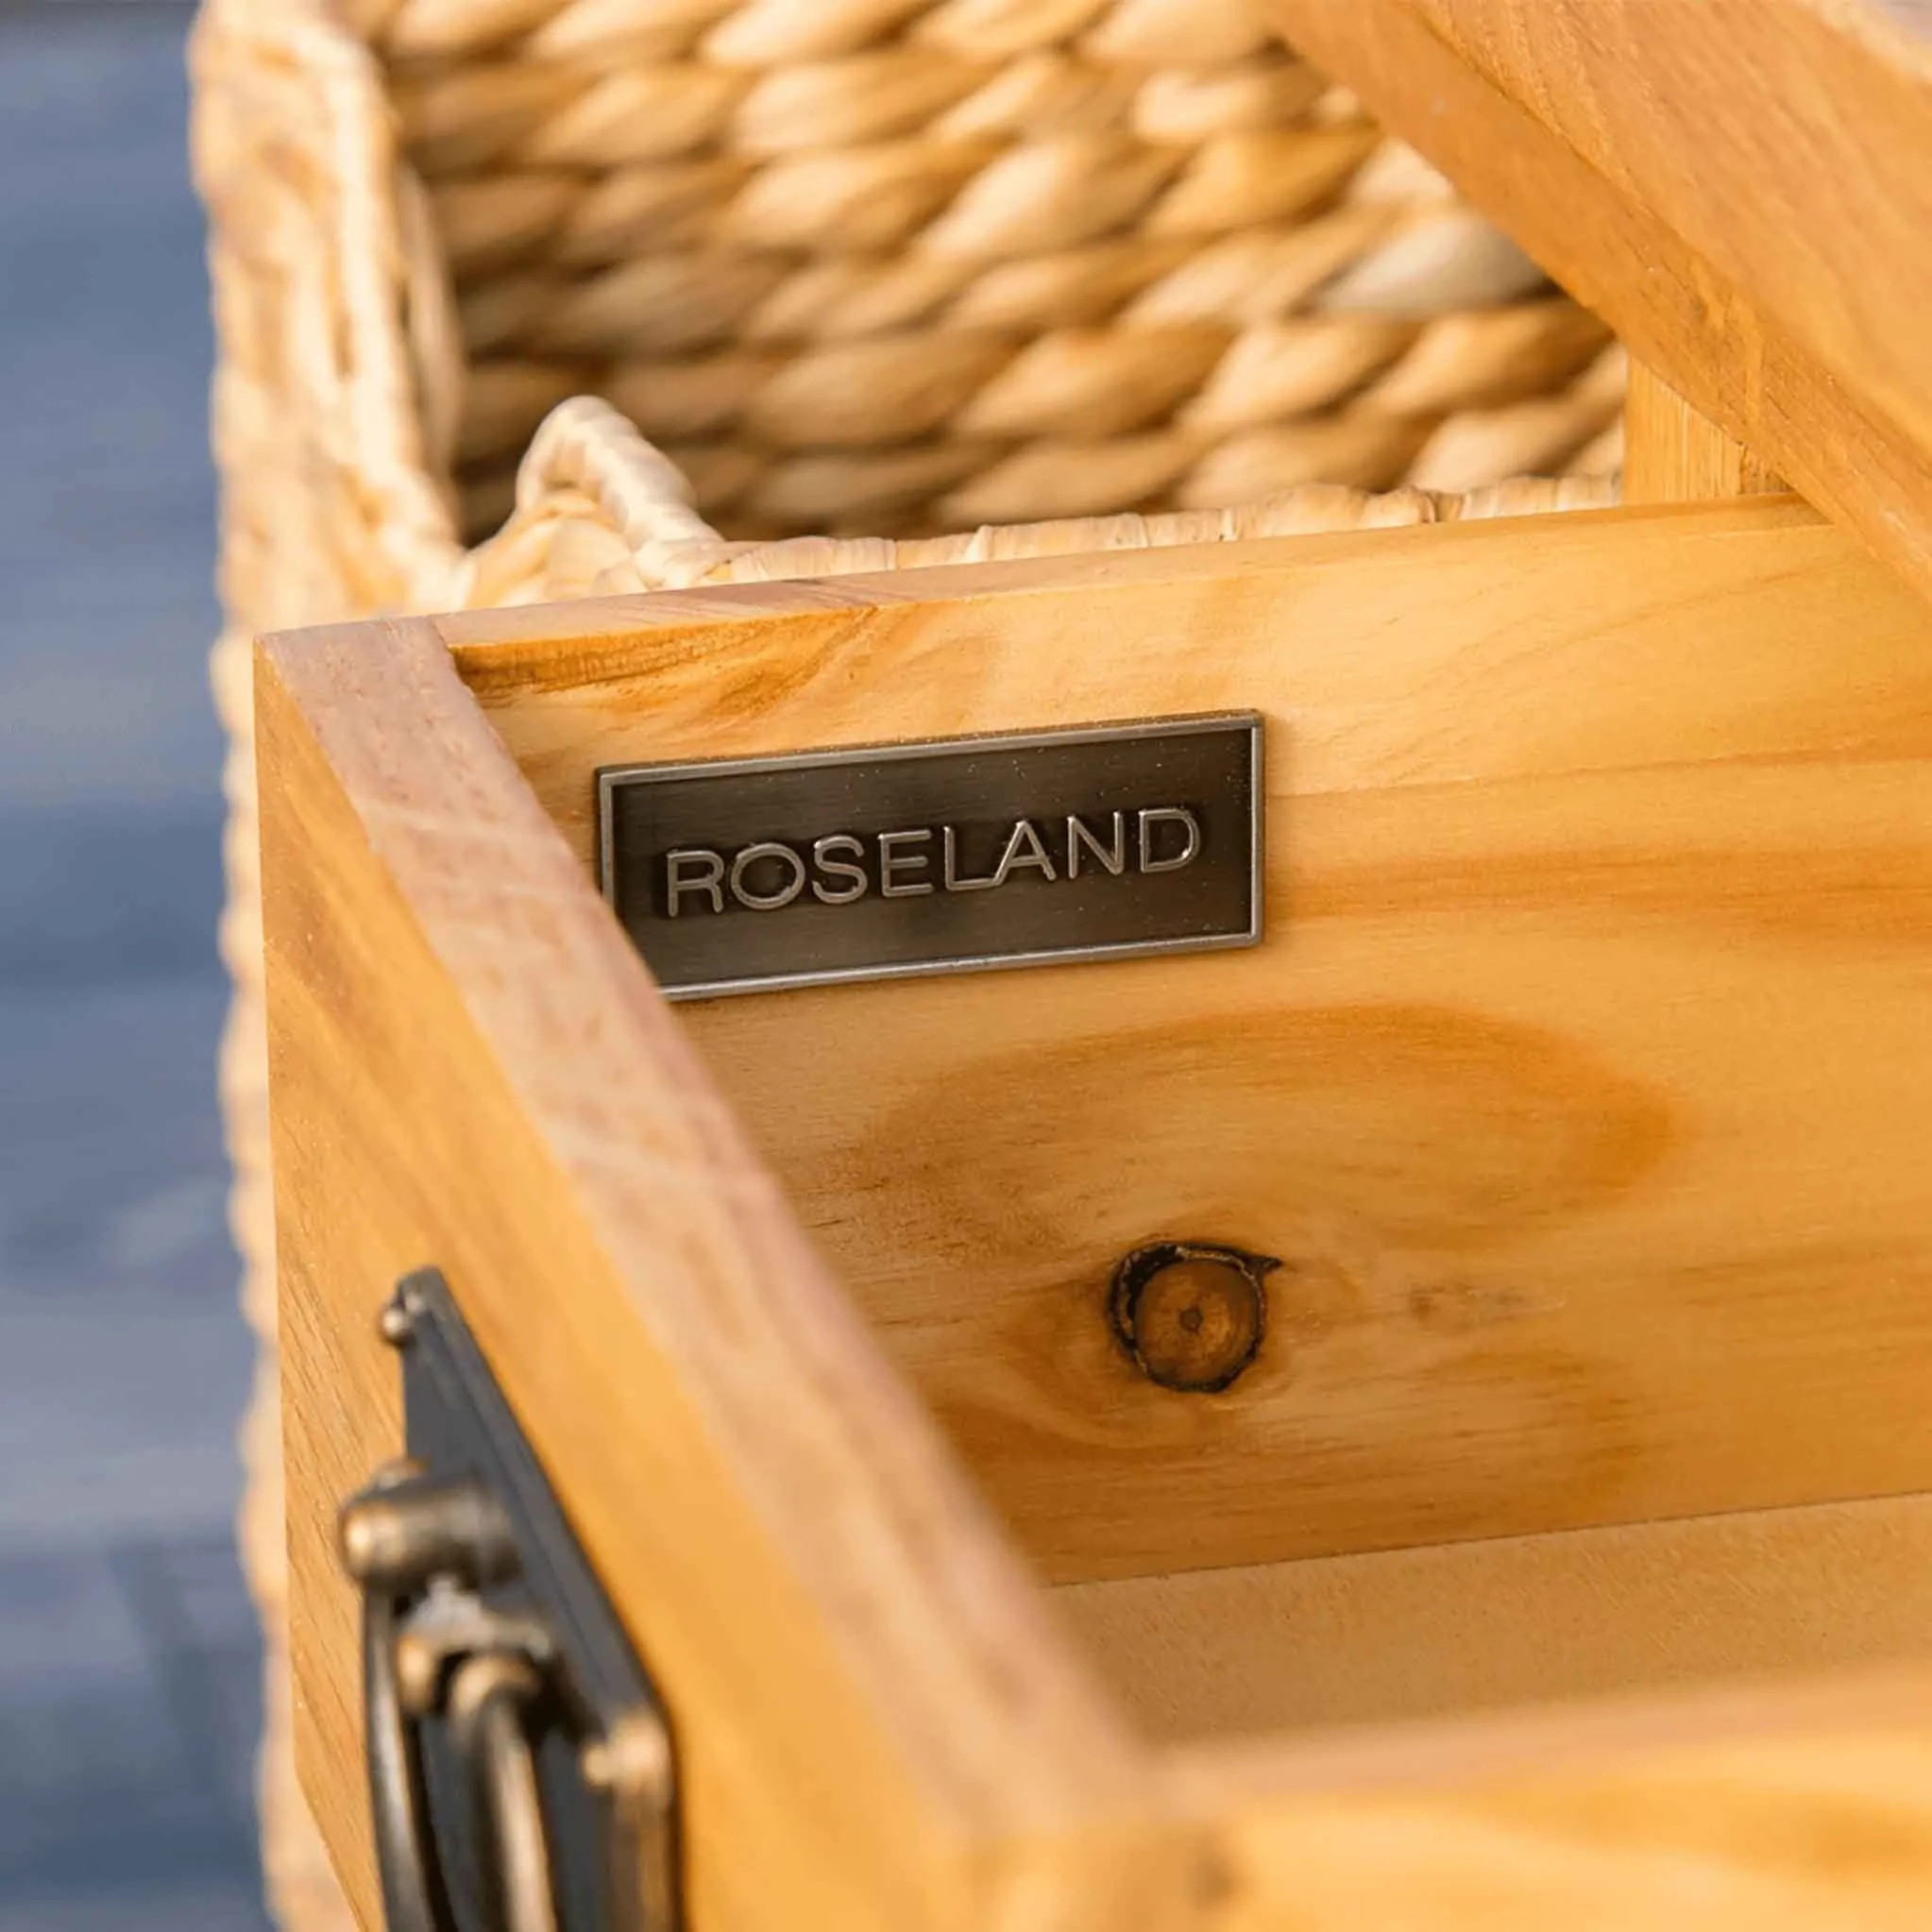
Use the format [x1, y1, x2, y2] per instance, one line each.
[256, 618, 1175, 1932]
[1265, 0, 1932, 606]
[1624, 362, 1783, 505]
[1412, 0, 1932, 449]
[1058, 1492, 1932, 1744]
[445, 500, 1855, 846]
[439, 500, 1932, 1585]
[1185, 1664, 1932, 1931]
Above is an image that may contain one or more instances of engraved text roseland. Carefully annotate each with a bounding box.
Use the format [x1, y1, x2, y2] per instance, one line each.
[596, 714, 1262, 999]
[661, 806, 1203, 917]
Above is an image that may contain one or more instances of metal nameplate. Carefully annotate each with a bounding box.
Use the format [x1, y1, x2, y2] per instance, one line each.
[597, 713, 1263, 999]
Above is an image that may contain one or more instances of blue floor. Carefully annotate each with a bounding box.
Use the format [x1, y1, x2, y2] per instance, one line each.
[0, 4, 267, 1924]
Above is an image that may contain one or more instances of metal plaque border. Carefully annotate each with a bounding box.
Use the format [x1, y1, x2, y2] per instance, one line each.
[594, 711, 1265, 1001]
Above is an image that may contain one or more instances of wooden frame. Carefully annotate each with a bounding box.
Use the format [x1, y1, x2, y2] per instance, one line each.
[1266, 0, 1932, 601]
[445, 499, 1932, 1579]
[264, 494, 1932, 1929]
[260, 607, 1150, 1932]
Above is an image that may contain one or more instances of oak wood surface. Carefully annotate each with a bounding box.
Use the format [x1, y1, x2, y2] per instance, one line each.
[1185, 1663, 1932, 1931]
[1265, 0, 1932, 607]
[260, 523, 1932, 1929]
[1624, 362, 1784, 505]
[444, 501, 1932, 1584]
[257, 617, 1174, 1932]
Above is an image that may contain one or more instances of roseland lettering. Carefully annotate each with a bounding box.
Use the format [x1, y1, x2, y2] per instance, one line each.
[660, 805, 1203, 917]
[598, 713, 1260, 995]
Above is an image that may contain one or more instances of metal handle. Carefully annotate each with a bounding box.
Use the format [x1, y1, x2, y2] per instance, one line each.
[343, 1460, 467, 1932]
[342, 1272, 683, 1932]
[340, 1463, 552, 1932]
[450, 1653, 560, 1932]
[362, 1580, 458, 1932]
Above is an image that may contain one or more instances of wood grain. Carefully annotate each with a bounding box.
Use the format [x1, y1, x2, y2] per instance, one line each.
[1408, 0, 1932, 453]
[256, 617, 1178, 1932]
[1265, 0, 1932, 606]
[1058, 1492, 1932, 1744]
[1624, 363, 1783, 504]
[449, 498, 1850, 869]
[1184, 1664, 1932, 1931]
[444, 501, 1932, 1584]
[263, 527, 1932, 1930]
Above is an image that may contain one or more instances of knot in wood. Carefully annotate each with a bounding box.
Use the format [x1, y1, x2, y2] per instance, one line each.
[1109, 1242, 1277, 1394]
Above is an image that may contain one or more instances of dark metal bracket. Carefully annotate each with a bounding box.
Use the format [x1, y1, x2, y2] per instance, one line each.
[338, 1267, 680, 1932]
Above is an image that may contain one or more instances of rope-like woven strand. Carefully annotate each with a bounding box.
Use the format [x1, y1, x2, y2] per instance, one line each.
[203, 0, 1626, 601]
[453, 392, 1618, 607]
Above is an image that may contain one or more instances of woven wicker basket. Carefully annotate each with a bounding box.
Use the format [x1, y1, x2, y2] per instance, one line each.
[189, 0, 1624, 1922]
